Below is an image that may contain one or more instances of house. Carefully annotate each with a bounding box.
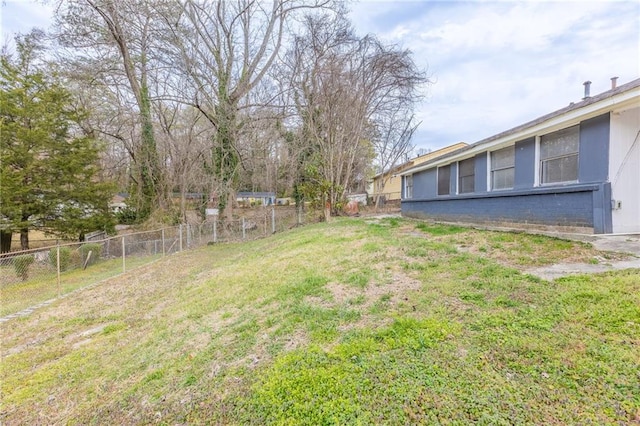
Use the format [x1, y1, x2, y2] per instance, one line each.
[400, 78, 640, 234]
[346, 193, 368, 205]
[237, 192, 276, 207]
[109, 193, 128, 213]
[371, 142, 468, 203]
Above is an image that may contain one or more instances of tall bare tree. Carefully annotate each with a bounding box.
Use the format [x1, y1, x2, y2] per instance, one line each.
[371, 111, 421, 209]
[154, 99, 211, 222]
[287, 13, 427, 219]
[54, 0, 168, 219]
[160, 0, 336, 219]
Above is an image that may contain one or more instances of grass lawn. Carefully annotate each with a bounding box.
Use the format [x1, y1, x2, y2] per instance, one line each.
[1, 217, 638, 424]
[1, 254, 162, 317]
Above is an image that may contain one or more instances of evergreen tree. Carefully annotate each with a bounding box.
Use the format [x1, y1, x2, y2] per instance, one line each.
[0, 32, 115, 251]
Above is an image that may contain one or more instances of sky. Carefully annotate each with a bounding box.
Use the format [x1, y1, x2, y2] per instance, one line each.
[1, 0, 639, 152]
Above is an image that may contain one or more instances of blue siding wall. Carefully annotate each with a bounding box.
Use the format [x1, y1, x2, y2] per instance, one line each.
[402, 114, 613, 233]
[474, 152, 488, 192]
[402, 184, 613, 231]
[413, 168, 437, 199]
[592, 182, 613, 233]
[514, 137, 536, 189]
[579, 113, 610, 183]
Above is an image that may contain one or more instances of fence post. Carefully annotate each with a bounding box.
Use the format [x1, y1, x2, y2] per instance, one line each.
[242, 217, 246, 240]
[56, 244, 61, 297]
[162, 229, 165, 257]
[186, 224, 191, 248]
[122, 235, 126, 273]
[272, 207, 276, 234]
[179, 224, 183, 252]
[213, 219, 217, 243]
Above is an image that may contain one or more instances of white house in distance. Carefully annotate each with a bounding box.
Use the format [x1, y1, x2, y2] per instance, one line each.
[400, 78, 640, 234]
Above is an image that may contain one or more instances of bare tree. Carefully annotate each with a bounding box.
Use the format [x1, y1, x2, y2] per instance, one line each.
[287, 13, 427, 219]
[160, 0, 337, 220]
[371, 111, 421, 209]
[154, 99, 211, 222]
[54, 0, 169, 219]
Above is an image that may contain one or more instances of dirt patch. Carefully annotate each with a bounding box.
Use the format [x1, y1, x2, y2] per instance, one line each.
[319, 271, 422, 310]
[304, 295, 334, 308]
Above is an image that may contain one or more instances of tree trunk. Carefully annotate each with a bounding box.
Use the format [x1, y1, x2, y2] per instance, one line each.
[374, 194, 383, 211]
[0, 230, 12, 253]
[180, 192, 187, 223]
[20, 228, 29, 250]
[324, 197, 331, 222]
[225, 191, 235, 223]
[297, 202, 303, 226]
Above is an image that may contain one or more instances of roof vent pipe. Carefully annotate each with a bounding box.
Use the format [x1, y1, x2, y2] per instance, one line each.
[611, 76, 618, 90]
[583, 80, 592, 99]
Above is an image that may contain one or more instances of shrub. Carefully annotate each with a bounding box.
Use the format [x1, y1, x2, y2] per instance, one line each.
[13, 254, 34, 281]
[48, 247, 72, 271]
[116, 206, 139, 225]
[79, 243, 103, 267]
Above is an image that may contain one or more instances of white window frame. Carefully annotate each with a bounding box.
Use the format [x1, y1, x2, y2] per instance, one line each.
[404, 175, 413, 199]
[534, 136, 541, 187]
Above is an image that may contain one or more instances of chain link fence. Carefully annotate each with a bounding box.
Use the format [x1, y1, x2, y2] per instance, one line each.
[0, 207, 311, 318]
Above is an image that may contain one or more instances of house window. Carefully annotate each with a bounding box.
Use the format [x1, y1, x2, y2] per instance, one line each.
[540, 126, 579, 184]
[437, 165, 450, 195]
[458, 158, 475, 193]
[404, 175, 413, 198]
[491, 146, 515, 190]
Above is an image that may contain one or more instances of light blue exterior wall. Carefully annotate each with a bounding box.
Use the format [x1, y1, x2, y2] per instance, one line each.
[514, 137, 536, 189]
[413, 169, 437, 199]
[402, 113, 613, 233]
[474, 152, 488, 193]
[579, 113, 610, 183]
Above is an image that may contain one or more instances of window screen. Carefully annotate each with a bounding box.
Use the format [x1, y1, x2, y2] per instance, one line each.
[491, 146, 515, 190]
[458, 158, 475, 193]
[438, 165, 450, 195]
[540, 126, 579, 184]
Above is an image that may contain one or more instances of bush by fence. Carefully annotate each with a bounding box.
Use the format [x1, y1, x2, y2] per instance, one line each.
[12, 254, 34, 281]
[48, 246, 72, 271]
[0, 207, 312, 318]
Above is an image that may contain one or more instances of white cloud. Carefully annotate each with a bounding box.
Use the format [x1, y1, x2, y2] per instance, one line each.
[350, 0, 640, 149]
[1, 0, 55, 46]
[416, 2, 608, 54]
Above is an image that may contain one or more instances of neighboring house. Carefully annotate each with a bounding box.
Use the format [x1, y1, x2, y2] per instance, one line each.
[237, 192, 276, 206]
[400, 78, 640, 234]
[346, 193, 368, 205]
[109, 193, 128, 213]
[371, 142, 468, 203]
